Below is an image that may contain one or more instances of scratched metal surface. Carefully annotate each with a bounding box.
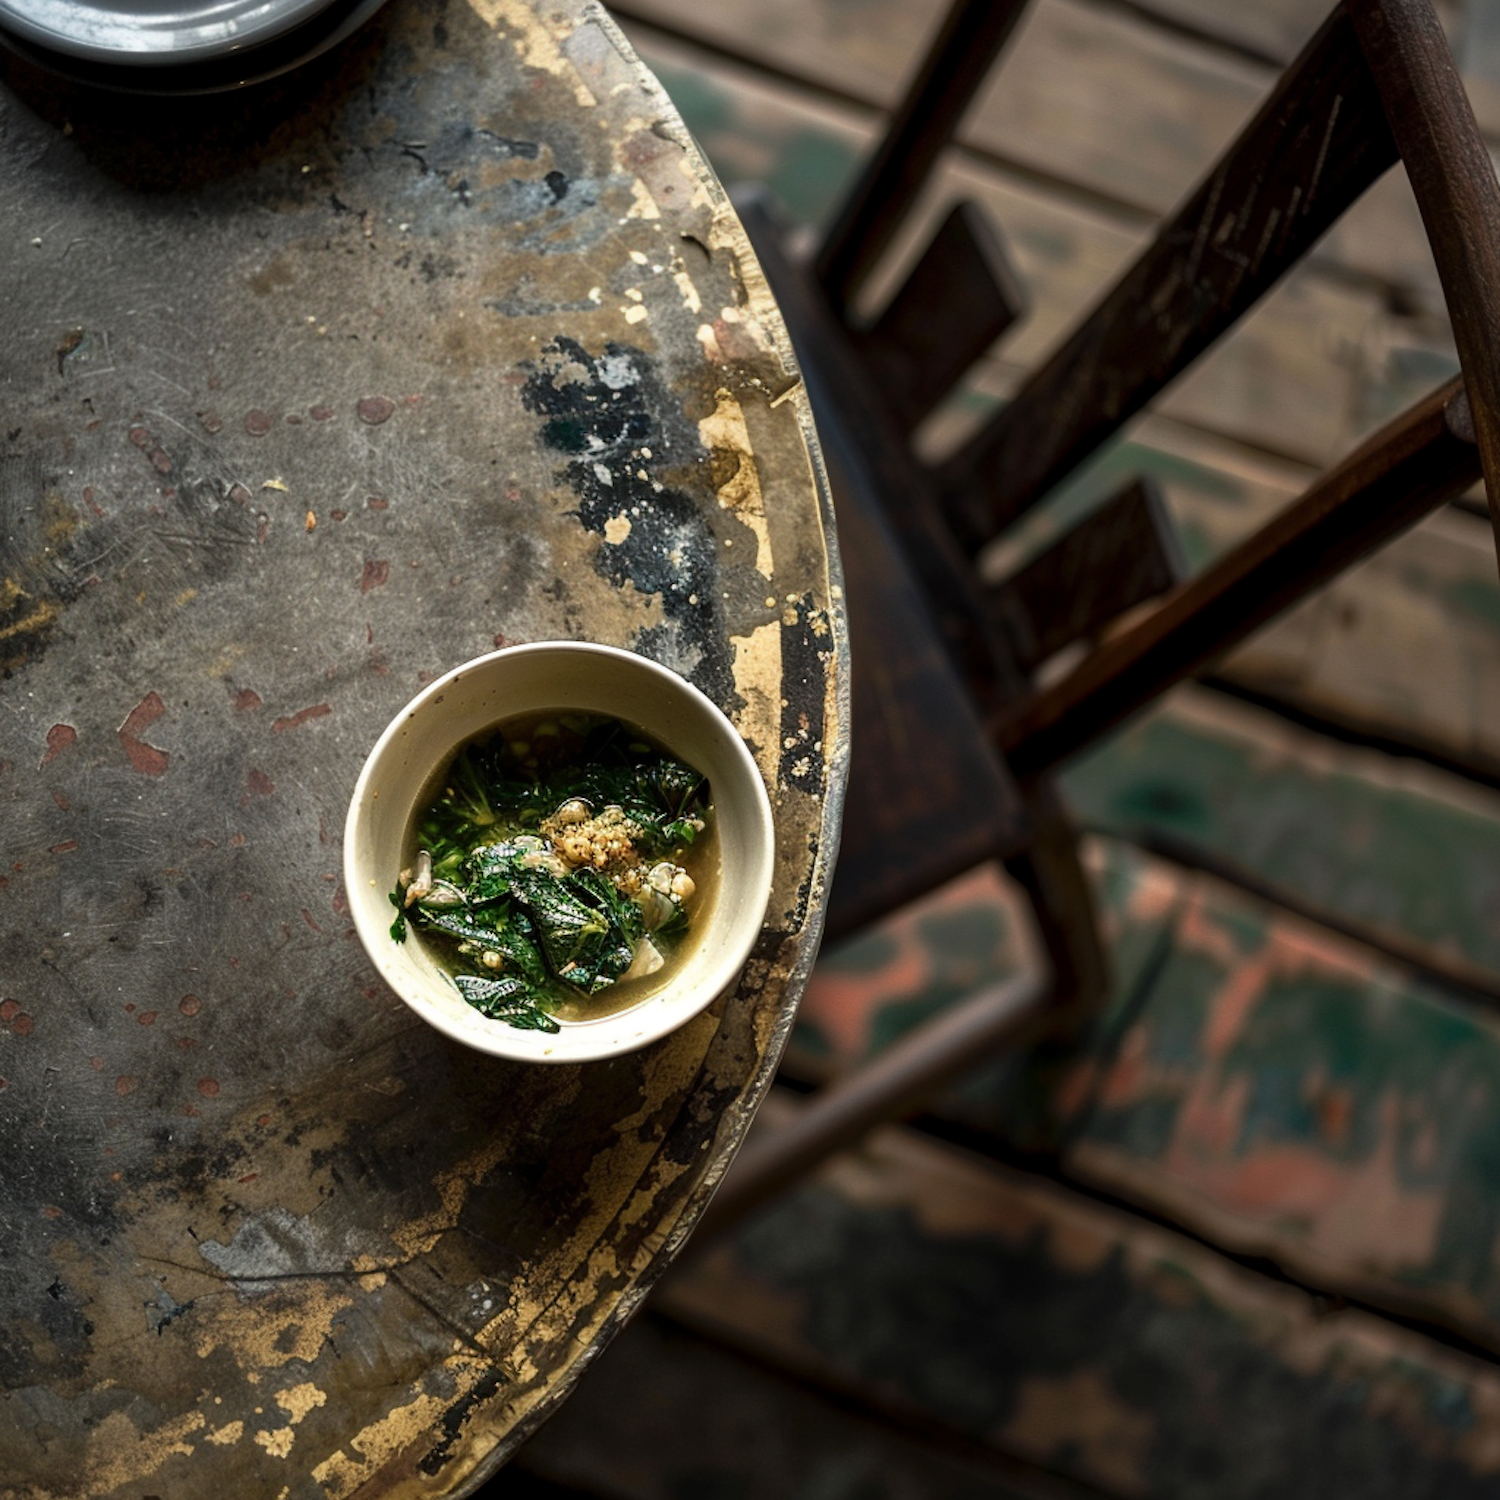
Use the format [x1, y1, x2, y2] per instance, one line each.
[0, 0, 846, 1492]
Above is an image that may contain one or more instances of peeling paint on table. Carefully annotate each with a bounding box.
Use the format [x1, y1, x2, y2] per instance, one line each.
[0, 1, 846, 1494]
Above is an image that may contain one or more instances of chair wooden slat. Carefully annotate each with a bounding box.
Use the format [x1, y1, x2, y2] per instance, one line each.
[736, 192, 1031, 942]
[988, 477, 1184, 675]
[937, 5, 1400, 549]
[1351, 0, 1500, 568]
[998, 379, 1482, 777]
[854, 202, 1026, 437]
[813, 0, 1032, 314]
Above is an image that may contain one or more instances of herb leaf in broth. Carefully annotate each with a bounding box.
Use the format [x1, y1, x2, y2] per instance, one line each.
[454, 974, 558, 1032]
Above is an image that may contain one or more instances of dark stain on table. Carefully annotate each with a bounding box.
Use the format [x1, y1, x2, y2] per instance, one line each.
[522, 334, 738, 706]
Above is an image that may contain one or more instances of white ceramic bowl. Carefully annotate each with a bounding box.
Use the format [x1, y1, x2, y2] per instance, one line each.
[344, 642, 775, 1063]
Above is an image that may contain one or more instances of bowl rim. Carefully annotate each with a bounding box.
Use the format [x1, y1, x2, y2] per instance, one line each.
[343, 640, 776, 1063]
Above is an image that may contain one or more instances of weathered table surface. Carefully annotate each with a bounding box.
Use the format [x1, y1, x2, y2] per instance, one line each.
[0, 3, 846, 1493]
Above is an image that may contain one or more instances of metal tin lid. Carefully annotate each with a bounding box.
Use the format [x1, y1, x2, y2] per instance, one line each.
[0, 0, 340, 63]
[0, 0, 389, 87]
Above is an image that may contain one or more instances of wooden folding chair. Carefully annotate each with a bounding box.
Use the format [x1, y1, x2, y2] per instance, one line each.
[692, 0, 1500, 1242]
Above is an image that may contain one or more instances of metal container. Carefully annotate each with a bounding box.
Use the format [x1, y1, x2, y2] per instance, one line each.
[0, 0, 389, 89]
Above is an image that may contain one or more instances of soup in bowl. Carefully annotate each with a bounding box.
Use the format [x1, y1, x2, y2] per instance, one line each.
[344, 642, 775, 1063]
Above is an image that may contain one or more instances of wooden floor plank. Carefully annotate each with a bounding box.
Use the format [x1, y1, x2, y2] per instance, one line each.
[507, 1313, 1076, 1500]
[658, 1091, 1500, 1499]
[788, 823, 1500, 1357]
[1064, 688, 1500, 980]
[1062, 841, 1500, 1358]
[1126, 0, 1333, 65]
[971, 0, 1270, 218]
[1146, 452, 1500, 780]
[790, 863, 1040, 1075]
[1131, 0, 1467, 83]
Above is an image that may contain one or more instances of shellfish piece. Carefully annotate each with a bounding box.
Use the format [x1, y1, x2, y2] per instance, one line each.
[637, 887, 677, 931]
[403, 849, 434, 906]
[521, 848, 570, 878]
[416, 880, 466, 910]
[647, 861, 694, 903]
[621, 937, 666, 982]
[553, 798, 591, 825]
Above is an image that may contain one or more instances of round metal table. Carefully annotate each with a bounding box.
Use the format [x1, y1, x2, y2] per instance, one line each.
[0, 4, 846, 1492]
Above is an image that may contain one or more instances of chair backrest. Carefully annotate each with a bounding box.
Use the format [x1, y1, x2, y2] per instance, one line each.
[813, 0, 1500, 784]
[689, 0, 1500, 1244]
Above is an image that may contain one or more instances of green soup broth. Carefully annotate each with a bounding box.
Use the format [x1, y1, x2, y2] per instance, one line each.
[395, 709, 721, 1031]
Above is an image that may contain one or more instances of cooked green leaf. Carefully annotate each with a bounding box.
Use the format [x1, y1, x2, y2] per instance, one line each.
[453, 973, 559, 1033]
[393, 711, 711, 1032]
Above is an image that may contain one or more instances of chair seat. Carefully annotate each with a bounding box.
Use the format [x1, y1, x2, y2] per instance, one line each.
[736, 193, 1030, 942]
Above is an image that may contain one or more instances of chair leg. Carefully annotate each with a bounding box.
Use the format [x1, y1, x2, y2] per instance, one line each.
[684, 785, 1105, 1251]
[684, 966, 1048, 1252]
[1001, 776, 1111, 1038]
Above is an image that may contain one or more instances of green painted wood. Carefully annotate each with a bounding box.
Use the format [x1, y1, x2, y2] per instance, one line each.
[1061, 689, 1500, 980]
[790, 830, 1500, 1357]
[790, 865, 1037, 1072]
[1062, 842, 1500, 1356]
[658, 1095, 1500, 1499]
